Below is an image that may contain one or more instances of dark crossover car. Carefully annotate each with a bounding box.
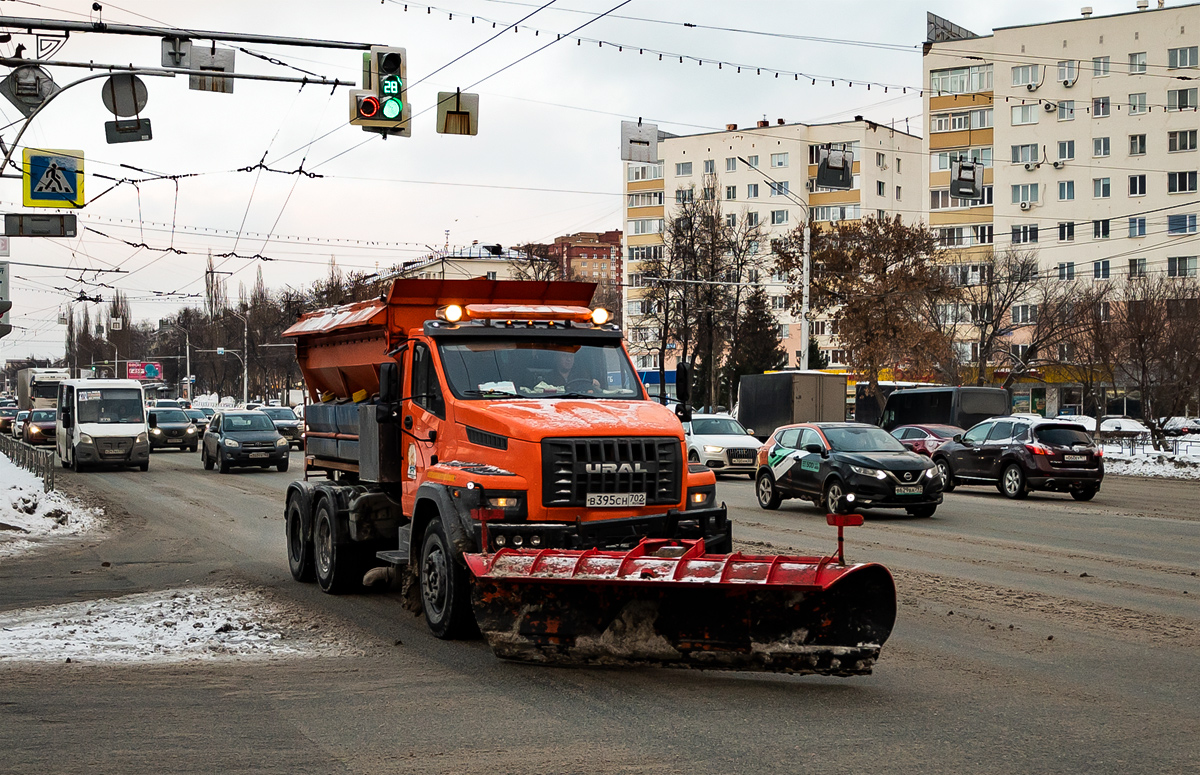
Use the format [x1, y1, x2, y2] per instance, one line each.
[755, 422, 944, 518]
[22, 408, 57, 446]
[932, 416, 1103, 501]
[148, 408, 200, 452]
[890, 424, 963, 456]
[202, 410, 290, 473]
[0, 407, 17, 433]
[184, 408, 210, 434]
[260, 406, 303, 449]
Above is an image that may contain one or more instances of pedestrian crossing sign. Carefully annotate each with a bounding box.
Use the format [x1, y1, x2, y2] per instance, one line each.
[22, 148, 84, 208]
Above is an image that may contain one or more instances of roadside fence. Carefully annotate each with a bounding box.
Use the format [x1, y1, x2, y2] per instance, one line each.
[0, 434, 56, 492]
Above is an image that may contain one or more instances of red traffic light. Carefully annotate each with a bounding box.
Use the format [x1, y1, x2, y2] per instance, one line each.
[357, 94, 381, 118]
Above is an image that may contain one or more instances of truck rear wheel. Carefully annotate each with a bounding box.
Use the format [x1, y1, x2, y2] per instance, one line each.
[314, 498, 361, 594]
[420, 518, 475, 639]
[286, 494, 315, 582]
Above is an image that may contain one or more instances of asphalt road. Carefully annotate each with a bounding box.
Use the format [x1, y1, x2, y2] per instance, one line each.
[2, 450, 1198, 774]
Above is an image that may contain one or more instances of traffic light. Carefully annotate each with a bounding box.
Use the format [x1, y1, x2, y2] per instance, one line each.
[0, 300, 12, 339]
[349, 46, 410, 137]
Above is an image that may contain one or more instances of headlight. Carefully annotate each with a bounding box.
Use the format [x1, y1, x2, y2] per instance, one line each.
[926, 466, 938, 479]
[850, 465, 887, 480]
[79, 433, 94, 445]
[223, 438, 239, 447]
[186, 426, 196, 434]
[276, 437, 289, 447]
[151, 428, 163, 435]
[135, 432, 148, 444]
[703, 445, 724, 454]
[487, 496, 521, 509]
[29, 426, 41, 435]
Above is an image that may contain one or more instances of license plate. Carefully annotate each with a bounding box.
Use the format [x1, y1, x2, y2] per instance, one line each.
[167, 438, 181, 444]
[895, 485, 923, 495]
[1065, 455, 1087, 462]
[101, 450, 124, 457]
[249, 452, 269, 459]
[586, 492, 646, 508]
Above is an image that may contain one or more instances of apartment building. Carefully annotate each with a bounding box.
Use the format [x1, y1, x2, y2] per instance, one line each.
[924, 2, 1200, 413]
[546, 230, 623, 283]
[622, 117, 922, 385]
[395, 244, 524, 281]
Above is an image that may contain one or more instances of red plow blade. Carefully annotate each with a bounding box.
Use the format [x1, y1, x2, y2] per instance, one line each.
[465, 538, 896, 676]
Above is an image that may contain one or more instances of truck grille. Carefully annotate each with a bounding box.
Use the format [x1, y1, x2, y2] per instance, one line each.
[541, 437, 682, 507]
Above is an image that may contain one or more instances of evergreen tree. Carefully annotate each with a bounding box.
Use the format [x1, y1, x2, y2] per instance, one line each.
[723, 287, 786, 396]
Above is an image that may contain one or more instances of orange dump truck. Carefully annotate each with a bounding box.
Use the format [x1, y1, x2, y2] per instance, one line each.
[282, 278, 896, 675]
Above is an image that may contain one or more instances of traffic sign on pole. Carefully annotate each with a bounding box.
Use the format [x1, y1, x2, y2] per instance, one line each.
[22, 148, 84, 208]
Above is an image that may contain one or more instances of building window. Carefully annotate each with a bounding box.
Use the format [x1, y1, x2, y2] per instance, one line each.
[1129, 93, 1147, 115]
[1012, 224, 1039, 244]
[1058, 60, 1077, 82]
[770, 210, 789, 225]
[631, 218, 664, 235]
[626, 191, 664, 207]
[701, 187, 715, 200]
[1012, 144, 1039, 163]
[725, 185, 736, 200]
[1059, 222, 1075, 241]
[746, 183, 759, 198]
[636, 354, 660, 370]
[1012, 183, 1039, 204]
[931, 64, 993, 94]
[895, 185, 902, 200]
[1011, 104, 1038, 125]
[627, 162, 664, 182]
[1093, 97, 1110, 117]
[725, 214, 737, 228]
[1058, 100, 1075, 120]
[896, 157, 902, 173]
[1129, 175, 1147, 196]
[1168, 214, 1198, 234]
[1168, 256, 1198, 277]
[746, 211, 759, 227]
[877, 180, 886, 197]
[1093, 178, 1111, 198]
[746, 155, 759, 168]
[725, 157, 737, 172]
[1169, 130, 1198, 152]
[768, 181, 790, 196]
[1129, 52, 1147, 74]
[1013, 304, 1039, 324]
[1093, 260, 1110, 280]
[1093, 219, 1110, 239]
[933, 147, 993, 171]
[1168, 171, 1198, 193]
[1058, 262, 1076, 280]
[770, 153, 789, 168]
[1129, 217, 1147, 237]
[1130, 134, 1147, 155]
[876, 151, 886, 166]
[771, 295, 787, 311]
[812, 204, 862, 222]
[1058, 140, 1075, 160]
[675, 162, 692, 176]
[1011, 64, 1040, 86]
[675, 188, 694, 203]
[485, 271, 497, 281]
[974, 224, 994, 244]
[1093, 137, 1110, 157]
[1059, 181, 1075, 201]
[701, 159, 715, 174]
[1168, 88, 1198, 111]
[1169, 46, 1199, 69]
[1093, 56, 1110, 76]
[1129, 257, 1147, 277]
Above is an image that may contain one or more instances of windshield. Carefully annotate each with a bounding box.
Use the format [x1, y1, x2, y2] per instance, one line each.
[438, 340, 643, 400]
[200, 407, 215, 417]
[185, 409, 206, 421]
[223, 413, 276, 432]
[691, 418, 747, 436]
[17, 411, 28, 420]
[30, 410, 55, 422]
[0, 409, 16, 418]
[262, 407, 297, 420]
[825, 426, 907, 453]
[153, 409, 190, 423]
[32, 383, 59, 398]
[77, 389, 144, 424]
[1035, 425, 1093, 446]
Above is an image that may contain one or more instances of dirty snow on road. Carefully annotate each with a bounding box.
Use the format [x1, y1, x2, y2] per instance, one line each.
[0, 453, 101, 557]
[0, 587, 355, 664]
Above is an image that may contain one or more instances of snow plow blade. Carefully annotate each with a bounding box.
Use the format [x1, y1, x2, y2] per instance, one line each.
[465, 538, 896, 676]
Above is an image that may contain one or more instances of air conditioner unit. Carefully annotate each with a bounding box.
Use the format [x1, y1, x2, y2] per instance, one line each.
[1052, 160, 1065, 169]
[1044, 101, 1058, 112]
[1020, 201, 1032, 211]
[805, 180, 816, 192]
[1062, 78, 1077, 88]
[1024, 162, 1037, 171]
[1026, 83, 1039, 92]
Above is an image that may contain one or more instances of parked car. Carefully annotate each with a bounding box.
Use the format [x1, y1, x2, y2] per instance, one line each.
[755, 422, 943, 518]
[879, 386, 1010, 432]
[889, 424, 963, 456]
[201, 410, 290, 473]
[1163, 417, 1200, 436]
[0, 407, 18, 433]
[260, 406, 303, 449]
[932, 417, 1103, 501]
[683, 413, 762, 477]
[1056, 414, 1151, 439]
[12, 409, 30, 438]
[22, 408, 56, 446]
[148, 408, 200, 452]
[184, 408, 210, 434]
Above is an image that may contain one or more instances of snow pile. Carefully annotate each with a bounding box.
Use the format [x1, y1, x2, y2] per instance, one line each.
[0, 454, 101, 557]
[0, 587, 347, 664]
[1101, 447, 1200, 480]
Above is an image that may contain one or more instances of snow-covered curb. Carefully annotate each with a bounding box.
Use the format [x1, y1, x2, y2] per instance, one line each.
[0, 587, 353, 664]
[1102, 450, 1200, 481]
[0, 453, 102, 557]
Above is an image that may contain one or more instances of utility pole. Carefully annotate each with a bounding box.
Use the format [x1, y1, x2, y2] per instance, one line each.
[228, 311, 249, 405]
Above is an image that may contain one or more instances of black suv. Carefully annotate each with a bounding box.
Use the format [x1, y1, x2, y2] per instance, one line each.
[932, 417, 1103, 501]
[201, 410, 290, 473]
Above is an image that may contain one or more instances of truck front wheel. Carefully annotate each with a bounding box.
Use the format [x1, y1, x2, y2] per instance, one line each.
[314, 498, 360, 594]
[420, 518, 475, 639]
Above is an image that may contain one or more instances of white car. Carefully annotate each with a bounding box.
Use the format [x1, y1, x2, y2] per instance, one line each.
[1056, 415, 1151, 435]
[683, 414, 762, 478]
[12, 410, 29, 438]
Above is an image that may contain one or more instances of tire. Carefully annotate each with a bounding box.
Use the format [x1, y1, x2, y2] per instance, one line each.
[755, 470, 782, 510]
[934, 457, 956, 492]
[286, 494, 315, 582]
[1070, 487, 1098, 502]
[688, 450, 700, 463]
[203, 448, 214, 470]
[907, 505, 937, 518]
[1000, 463, 1029, 500]
[748, 472, 756, 480]
[218, 449, 231, 474]
[419, 518, 475, 639]
[71, 446, 85, 473]
[314, 498, 361, 594]
[823, 478, 848, 514]
[277, 458, 290, 473]
[139, 461, 149, 472]
[189, 443, 198, 453]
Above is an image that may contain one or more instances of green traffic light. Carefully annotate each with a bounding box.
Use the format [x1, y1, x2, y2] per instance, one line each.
[382, 97, 402, 120]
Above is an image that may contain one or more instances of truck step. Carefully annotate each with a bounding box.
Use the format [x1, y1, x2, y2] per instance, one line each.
[376, 550, 408, 566]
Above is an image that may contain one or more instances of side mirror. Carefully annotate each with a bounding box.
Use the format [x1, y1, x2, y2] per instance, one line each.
[675, 403, 692, 424]
[804, 443, 824, 456]
[953, 434, 963, 443]
[380, 361, 399, 404]
[746, 428, 755, 436]
[148, 414, 158, 429]
[675, 362, 691, 406]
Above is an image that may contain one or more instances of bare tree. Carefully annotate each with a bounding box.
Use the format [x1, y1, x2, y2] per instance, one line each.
[511, 243, 566, 282]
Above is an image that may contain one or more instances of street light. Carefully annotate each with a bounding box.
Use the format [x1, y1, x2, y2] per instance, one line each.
[228, 310, 249, 405]
[198, 348, 245, 405]
[162, 322, 191, 401]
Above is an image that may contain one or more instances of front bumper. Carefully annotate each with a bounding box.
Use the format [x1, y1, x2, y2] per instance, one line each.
[695, 447, 759, 473]
[844, 472, 944, 509]
[149, 432, 197, 449]
[223, 447, 289, 466]
[76, 439, 150, 465]
[475, 506, 732, 553]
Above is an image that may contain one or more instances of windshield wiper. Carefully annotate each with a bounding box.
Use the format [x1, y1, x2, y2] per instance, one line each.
[463, 389, 522, 399]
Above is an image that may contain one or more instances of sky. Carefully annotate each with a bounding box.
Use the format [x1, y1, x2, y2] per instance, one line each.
[0, 0, 1169, 358]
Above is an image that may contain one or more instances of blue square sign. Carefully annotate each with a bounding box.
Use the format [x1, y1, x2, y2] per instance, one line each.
[23, 148, 84, 208]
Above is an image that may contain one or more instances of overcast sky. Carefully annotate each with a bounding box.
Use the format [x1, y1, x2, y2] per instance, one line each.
[0, 0, 1158, 358]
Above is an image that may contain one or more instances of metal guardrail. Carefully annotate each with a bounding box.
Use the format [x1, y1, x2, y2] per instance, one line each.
[1103, 434, 1195, 456]
[0, 434, 56, 492]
